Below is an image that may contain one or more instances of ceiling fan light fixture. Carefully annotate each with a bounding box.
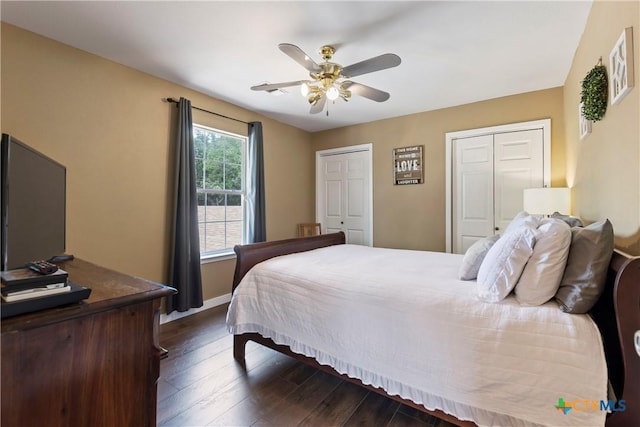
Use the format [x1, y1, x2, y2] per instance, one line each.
[326, 86, 340, 101]
[300, 82, 310, 97]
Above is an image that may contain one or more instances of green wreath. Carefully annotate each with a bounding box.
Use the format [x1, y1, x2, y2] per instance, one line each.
[580, 63, 608, 121]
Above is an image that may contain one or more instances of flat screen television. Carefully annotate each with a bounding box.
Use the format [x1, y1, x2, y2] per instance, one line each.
[1, 134, 66, 271]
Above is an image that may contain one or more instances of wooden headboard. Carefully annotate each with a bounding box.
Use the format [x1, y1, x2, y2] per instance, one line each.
[591, 250, 639, 427]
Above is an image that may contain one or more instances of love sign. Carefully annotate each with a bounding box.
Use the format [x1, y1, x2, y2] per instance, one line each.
[393, 145, 424, 185]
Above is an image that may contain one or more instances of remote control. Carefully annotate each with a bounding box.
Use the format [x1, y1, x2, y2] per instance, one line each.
[49, 254, 74, 263]
[26, 260, 59, 275]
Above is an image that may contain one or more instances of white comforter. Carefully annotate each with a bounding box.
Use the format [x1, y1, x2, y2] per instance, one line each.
[227, 244, 607, 427]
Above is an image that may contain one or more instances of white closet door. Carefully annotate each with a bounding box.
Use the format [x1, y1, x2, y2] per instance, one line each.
[317, 149, 371, 246]
[453, 134, 495, 253]
[320, 155, 344, 235]
[452, 129, 544, 254]
[494, 129, 544, 233]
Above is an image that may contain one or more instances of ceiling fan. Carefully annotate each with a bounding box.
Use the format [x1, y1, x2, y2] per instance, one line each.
[251, 43, 401, 114]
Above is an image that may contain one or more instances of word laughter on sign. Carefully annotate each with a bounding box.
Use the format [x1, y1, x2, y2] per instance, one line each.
[393, 145, 424, 185]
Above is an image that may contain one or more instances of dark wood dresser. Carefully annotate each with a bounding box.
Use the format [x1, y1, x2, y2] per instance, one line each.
[1, 258, 175, 427]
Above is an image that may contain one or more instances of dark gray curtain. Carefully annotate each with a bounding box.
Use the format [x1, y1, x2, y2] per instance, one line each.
[247, 122, 266, 243]
[167, 97, 203, 313]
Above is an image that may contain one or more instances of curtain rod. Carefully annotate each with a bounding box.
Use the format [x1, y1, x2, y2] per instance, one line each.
[165, 97, 248, 125]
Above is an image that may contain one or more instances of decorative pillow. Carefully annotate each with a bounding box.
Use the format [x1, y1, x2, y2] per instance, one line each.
[477, 225, 536, 303]
[514, 218, 571, 306]
[503, 211, 540, 236]
[551, 212, 584, 227]
[458, 235, 500, 280]
[555, 219, 614, 314]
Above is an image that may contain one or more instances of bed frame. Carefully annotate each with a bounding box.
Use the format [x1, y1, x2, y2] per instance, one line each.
[231, 232, 639, 427]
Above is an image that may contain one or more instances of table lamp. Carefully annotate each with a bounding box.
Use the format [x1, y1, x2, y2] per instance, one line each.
[523, 187, 571, 216]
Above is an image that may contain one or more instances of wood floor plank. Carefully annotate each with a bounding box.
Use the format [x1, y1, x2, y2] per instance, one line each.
[163, 338, 264, 391]
[298, 381, 369, 427]
[157, 378, 180, 402]
[206, 363, 300, 426]
[343, 391, 401, 427]
[157, 344, 279, 424]
[388, 411, 435, 427]
[396, 405, 459, 427]
[279, 360, 320, 386]
[160, 305, 230, 360]
[161, 350, 295, 426]
[252, 371, 343, 427]
[160, 333, 232, 380]
[159, 304, 227, 339]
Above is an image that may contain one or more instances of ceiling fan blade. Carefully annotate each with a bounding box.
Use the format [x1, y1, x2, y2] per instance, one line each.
[342, 81, 390, 102]
[278, 43, 321, 73]
[251, 81, 306, 91]
[310, 95, 327, 114]
[341, 53, 401, 78]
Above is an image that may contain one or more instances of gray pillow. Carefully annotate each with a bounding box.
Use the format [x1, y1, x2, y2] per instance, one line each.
[458, 235, 500, 280]
[555, 219, 614, 313]
[551, 212, 584, 227]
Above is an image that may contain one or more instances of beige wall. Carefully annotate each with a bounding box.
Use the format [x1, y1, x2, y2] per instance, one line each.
[1, 23, 315, 300]
[563, 0, 639, 255]
[312, 88, 566, 251]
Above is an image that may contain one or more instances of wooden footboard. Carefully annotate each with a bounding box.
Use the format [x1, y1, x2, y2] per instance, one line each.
[231, 235, 639, 427]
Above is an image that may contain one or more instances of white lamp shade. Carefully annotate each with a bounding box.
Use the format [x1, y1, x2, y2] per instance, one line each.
[300, 82, 310, 97]
[326, 86, 339, 100]
[523, 187, 571, 215]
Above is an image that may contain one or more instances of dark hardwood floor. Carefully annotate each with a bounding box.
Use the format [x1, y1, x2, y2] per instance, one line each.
[158, 304, 458, 427]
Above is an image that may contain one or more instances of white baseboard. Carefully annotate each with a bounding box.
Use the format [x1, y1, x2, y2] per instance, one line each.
[160, 293, 232, 324]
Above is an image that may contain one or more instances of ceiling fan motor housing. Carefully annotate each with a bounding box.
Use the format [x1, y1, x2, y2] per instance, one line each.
[320, 45, 335, 61]
[313, 63, 342, 88]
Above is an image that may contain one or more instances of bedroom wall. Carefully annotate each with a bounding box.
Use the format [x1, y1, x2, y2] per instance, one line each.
[311, 88, 566, 251]
[0, 23, 315, 300]
[563, 0, 640, 255]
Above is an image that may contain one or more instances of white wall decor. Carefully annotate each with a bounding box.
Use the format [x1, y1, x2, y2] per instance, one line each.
[579, 102, 591, 139]
[609, 27, 635, 105]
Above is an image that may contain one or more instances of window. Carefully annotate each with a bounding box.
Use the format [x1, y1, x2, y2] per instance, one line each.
[193, 124, 246, 257]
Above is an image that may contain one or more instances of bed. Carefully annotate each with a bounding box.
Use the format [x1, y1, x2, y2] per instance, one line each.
[227, 230, 639, 427]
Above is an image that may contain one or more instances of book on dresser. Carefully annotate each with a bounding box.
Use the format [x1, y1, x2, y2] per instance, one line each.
[1, 284, 71, 302]
[1, 268, 69, 298]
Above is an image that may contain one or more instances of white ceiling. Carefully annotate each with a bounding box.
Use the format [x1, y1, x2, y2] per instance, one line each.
[1, 1, 592, 133]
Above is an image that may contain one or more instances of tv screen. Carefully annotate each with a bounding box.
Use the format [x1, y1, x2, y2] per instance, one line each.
[1, 134, 66, 271]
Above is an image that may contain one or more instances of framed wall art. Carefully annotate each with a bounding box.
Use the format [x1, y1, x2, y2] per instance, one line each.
[393, 145, 423, 185]
[579, 102, 591, 140]
[609, 27, 634, 105]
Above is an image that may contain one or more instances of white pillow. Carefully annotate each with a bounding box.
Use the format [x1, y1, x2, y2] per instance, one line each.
[477, 225, 536, 303]
[515, 218, 571, 306]
[503, 211, 540, 236]
[458, 235, 500, 280]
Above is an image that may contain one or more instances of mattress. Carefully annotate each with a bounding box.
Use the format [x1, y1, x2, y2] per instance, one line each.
[227, 244, 607, 426]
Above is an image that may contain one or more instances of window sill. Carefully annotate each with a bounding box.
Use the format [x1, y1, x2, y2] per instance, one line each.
[200, 251, 236, 264]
